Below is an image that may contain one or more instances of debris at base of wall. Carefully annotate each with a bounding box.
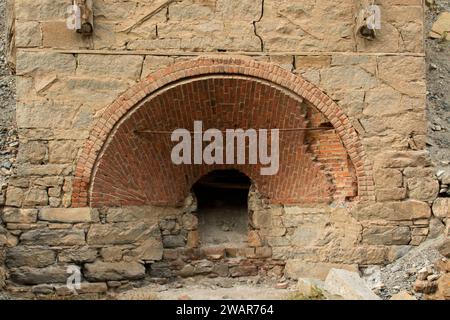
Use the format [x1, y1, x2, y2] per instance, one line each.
[430, 12, 450, 40]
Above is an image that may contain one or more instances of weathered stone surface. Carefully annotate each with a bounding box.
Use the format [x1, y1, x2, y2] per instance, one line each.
[429, 12, 450, 39]
[374, 169, 403, 188]
[100, 247, 123, 262]
[16, 51, 76, 76]
[407, 177, 439, 202]
[23, 188, 48, 207]
[433, 198, 450, 219]
[390, 291, 416, 300]
[20, 229, 86, 246]
[16, 21, 41, 47]
[129, 238, 164, 261]
[181, 213, 198, 230]
[374, 151, 431, 169]
[39, 208, 93, 223]
[247, 230, 263, 247]
[376, 188, 407, 201]
[83, 261, 146, 281]
[352, 200, 431, 221]
[58, 247, 98, 263]
[162, 235, 186, 248]
[77, 54, 144, 80]
[10, 265, 68, 285]
[325, 269, 381, 300]
[362, 226, 411, 245]
[78, 282, 108, 294]
[47, 140, 78, 164]
[284, 261, 358, 281]
[87, 222, 159, 245]
[296, 278, 325, 296]
[438, 239, 450, 258]
[428, 218, 445, 239]
[2, 208, 37, 223]
[105, 206, 178, 223]
[5, 187, 25, 207]
[41, 21, 90, 49]
[6, 246, 56, 268]
[16, 141, 47, 164]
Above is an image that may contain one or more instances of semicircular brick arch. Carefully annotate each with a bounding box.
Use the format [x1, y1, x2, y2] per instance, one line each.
[71, 57, 374, 207]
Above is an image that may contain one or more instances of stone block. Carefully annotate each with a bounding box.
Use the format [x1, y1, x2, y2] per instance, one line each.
[23, 188, 48, 207]
[6, 246, 56, 268]
[16, 51, 76, 76]
[84, 261, 145, 281]
[39, 208, 93, 223]
[16, 21, 42, 47]
[20, 229, 86, 246]
[362, 226, 411, 245]
[58, 247, 98, 263]
[432, 198, 450, 219]
[87, 222, 159, 245]
[5, 187, 25, 207]
[77, 54, 144, 80]
[2, 208, 37, 223]
[41, 21, 90, 49]
[325, 269, 381, 300]
[374, 168, 403, 188]
[407, 177, 439, 202]
[9, 265, 68, 285]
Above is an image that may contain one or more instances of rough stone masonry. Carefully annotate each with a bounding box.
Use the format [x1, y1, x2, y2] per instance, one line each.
[0, 0, 448, 298]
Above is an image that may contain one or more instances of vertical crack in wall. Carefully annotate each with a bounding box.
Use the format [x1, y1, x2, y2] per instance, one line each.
[253, 0, 265, 52]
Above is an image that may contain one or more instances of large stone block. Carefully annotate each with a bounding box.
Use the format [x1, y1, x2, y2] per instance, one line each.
[87, 222, 159, 245]
[39, 208, 93, 223]
[83, 261, 146, 281]
[9, 265, 68, 285]
[16, 51, 76, 76]
[15, 21, 42, 47]
[15, 0, 69, 20]
[58, 247, 98, 263]
[374, 168, 403, 188]
[41, 21, 90, 49]
[325, 269, 381, 300]
[432, 198, 450, 220]
[362, 226, 411, 245]
[407, 177, 439, 202]
[374, 151, 431, 169]
[23, 188, 48, 207]
[77, 54, 144, 80]
[5, 187, 25, 207]
[16, 141, 47, 164]
[20, 229, 86, 246]
[6, 246, 56, 268]
[352, 200, 431, 221]
[2, 208, 37, 223]
[128, 238, 164, 262]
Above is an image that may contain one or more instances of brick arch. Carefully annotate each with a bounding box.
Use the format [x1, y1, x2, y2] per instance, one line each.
[72, 57, 374, 207]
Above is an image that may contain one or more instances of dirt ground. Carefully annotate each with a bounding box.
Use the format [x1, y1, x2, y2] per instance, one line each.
[115, 277, 296, 300]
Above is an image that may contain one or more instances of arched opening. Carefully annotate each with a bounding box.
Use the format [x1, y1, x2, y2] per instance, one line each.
[192, 170, 251, 246]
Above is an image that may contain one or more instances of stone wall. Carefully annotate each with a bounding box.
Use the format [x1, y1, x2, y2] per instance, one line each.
[1, 0, 448, 297]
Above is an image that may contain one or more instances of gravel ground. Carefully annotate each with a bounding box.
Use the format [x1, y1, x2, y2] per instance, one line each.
[376, 236, 445, 300]
[426, 0, 450, 170]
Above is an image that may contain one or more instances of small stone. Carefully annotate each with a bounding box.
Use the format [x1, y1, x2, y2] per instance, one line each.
[275, 282, 289, 289]
[390, 291, 416, 300]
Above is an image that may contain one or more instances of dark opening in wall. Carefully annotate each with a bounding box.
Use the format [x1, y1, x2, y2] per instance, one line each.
[192, 170, 251, 246]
